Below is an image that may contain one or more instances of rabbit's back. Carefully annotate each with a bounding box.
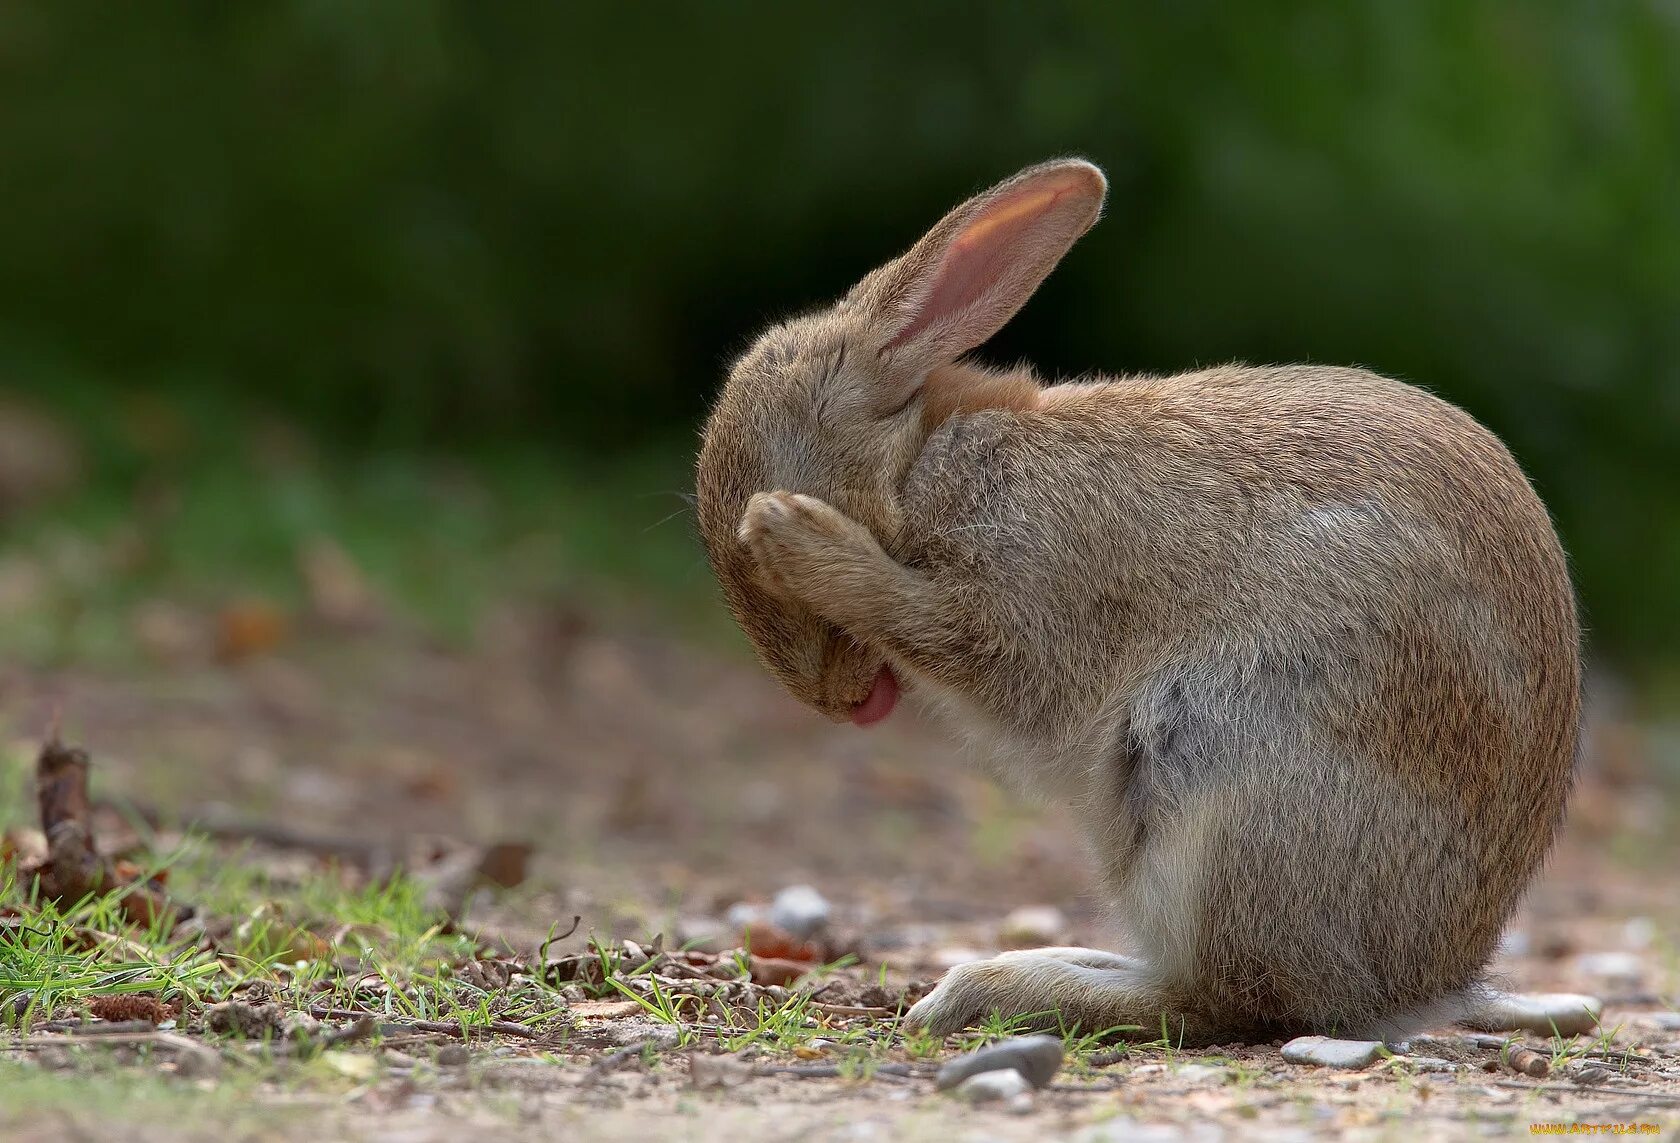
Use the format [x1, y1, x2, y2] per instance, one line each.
[901, 363, 1574, 694]
[896, 364, 1578, 1033]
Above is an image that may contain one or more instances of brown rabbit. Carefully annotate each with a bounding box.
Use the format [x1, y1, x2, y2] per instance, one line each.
[695, 159, 1595, 1043]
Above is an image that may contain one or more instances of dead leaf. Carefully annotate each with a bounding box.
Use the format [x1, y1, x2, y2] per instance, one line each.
[740, 923, 821, 963]
[298, 538, 381, 627]
[215, 599, 288, 661]
[747, 956, 811, 987]
[475, 842, 530, 890]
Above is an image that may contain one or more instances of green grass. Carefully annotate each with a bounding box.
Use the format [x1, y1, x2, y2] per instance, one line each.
[1, 740, 570, 1040]
[0, 437, 731, 668]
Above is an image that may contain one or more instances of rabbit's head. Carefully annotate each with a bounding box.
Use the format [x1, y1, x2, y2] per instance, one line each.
[696, 159, 1106, 723]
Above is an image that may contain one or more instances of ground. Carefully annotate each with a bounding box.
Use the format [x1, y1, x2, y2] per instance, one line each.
[2, 485, 1678, 1140]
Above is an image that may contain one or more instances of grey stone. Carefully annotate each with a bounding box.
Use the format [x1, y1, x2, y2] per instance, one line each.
[769, 885, 831, 938]
[1280, 1035, 1385, 1069]
[609, 1021, 681, 1049]
[952, 1068, 1032, 1104]
[936, 1034, 1065, 1090]
[170, 1040, 224, 1080]
[1568, 1063, 1615, 1085]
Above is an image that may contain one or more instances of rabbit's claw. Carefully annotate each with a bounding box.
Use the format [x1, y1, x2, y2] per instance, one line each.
[903, 948, 1172, 1039]
[902, 953, 1064, 1036]
[738, 491, 872, 598]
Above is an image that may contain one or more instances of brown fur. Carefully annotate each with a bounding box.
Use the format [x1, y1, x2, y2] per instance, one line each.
[694, 160, 1582, 1042]
[920, 362, 1044, 431]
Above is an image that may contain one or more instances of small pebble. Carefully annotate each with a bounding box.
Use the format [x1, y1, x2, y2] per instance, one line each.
[953, 1068, 1032, 1104]
[688, 1051, 754, 1089]
[1395, 1055, 1459, 1074]
[1172, 1064, 1227, 1082]
[609, 1023, 682, 1050]
[1624, 917, 1656, 950]
[936, 1035, 1065, 1090]
[674, 915, 730, 952]
[997, 905, 1069, 949]
[1646, 1012, 1680, 1031]
[1569, 1063, 1615, 1086]
[1280, 1036, 1384, 1069]
[725, 902, 765, 929]
[173, 1044, 223, 1080]
[769, 885, 831, 939]
[436, 1044, 470, 1067]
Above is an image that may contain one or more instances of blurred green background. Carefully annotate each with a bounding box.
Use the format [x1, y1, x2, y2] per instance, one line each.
[0, 1, 1676, 688]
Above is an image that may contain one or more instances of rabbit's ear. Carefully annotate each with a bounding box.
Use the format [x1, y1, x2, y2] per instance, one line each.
[871, 159, 1106, 372]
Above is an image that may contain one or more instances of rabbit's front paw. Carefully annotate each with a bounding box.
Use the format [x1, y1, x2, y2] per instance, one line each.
[737, 491, 875, 599]
[902, 954, 1062, 1037]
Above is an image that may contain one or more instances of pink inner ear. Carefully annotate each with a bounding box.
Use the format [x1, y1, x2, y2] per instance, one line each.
[886, 180, 1081, 354]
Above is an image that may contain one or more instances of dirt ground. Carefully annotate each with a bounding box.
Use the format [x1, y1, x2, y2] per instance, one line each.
[3, 602, 1679, 1140]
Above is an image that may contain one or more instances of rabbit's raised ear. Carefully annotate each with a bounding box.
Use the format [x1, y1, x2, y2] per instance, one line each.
[867, 159, 1106, 373]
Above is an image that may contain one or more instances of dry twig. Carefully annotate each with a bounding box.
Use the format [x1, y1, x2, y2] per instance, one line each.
[33, 734, 188, 927]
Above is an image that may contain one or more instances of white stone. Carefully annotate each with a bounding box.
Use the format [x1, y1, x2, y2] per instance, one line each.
[725, 901, 765, 928]
[1280, 1035, 1385, 1069]
[769, 884, 831, 938]
[953, 1068, 1032, 1104]
[1171, 1063, 1227, 1082]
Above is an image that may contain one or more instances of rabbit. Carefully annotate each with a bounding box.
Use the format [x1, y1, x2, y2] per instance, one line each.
[694, 158, 1594, 1044]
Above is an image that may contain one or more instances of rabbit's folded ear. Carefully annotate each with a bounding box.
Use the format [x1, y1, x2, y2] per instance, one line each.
[866, 158, 1106, 375]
